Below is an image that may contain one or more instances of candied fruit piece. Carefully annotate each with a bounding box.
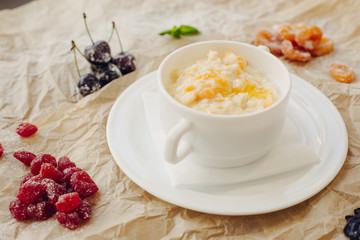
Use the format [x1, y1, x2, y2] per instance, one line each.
[75, 199, 92, 220]
[17, 175, 45, 203]
[330, 63, 355, 83]
[310, 37, 334, 56]
[254, 29, 283, 56]
[27, 201, 56, 220]
[70, 171, 99, 198]
[9, 199, 28, 220]
[13, 151, 37, 166]
[0, 143, 3, 157]
[294, 25, 322, 50]
[16, 123, 38, 137]
[20, 175, 32, 186]
[279, 23, 296, 41]
[55, 192, 82, 213]
[40, 163, 63, 183]
[63, 167, 82, 184]
[42, 178, 66, 204]
[58, 156, 76, 172]
[281, 39, 311, 62]
[30, 153, 57, 176]
[56, 212, 80, 230]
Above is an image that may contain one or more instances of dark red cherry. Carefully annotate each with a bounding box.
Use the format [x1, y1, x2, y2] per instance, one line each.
[84, 40, 112, 65]
[91, 63, 121, 87]
[77, 73, 101, 96]
[112, 52, 136, 75]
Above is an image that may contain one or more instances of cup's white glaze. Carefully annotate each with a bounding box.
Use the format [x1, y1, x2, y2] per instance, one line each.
[157, 41, 292, 168]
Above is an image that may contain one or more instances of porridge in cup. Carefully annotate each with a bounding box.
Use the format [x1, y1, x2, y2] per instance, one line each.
[167, 50, 279, 115]
[157, 41, 291, 167]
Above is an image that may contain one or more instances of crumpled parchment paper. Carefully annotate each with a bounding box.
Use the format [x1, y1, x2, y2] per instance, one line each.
[0, 0, 359, 239]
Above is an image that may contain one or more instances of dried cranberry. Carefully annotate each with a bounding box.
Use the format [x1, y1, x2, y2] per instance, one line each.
[42, 178, 66, 204]
[40, 163, 63, 183]
[57, 156, 76, 172]
[13, 151, 37, 166]
[30, 153, 57, 176]
[70, 171, 98, 198]
[17, 175, 45, 203]
[62, 167, 82, 184]
[20, 175, 32, 186]
[9, 199, 28, 220]
[56, 212, 80, 230]
[0, 143, 3, 157]
[27, 201, 56, 220]
[55, 192, 82, 213]
[75, 199, 92, 220]
[16, 123, 38, 137]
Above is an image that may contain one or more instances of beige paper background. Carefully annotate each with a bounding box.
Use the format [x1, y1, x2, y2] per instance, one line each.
[0, 0, 359, 239]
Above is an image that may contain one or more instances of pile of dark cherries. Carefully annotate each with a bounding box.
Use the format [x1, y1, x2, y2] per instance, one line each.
[344, 208, 360, 239]
[73, 13, 136, 96]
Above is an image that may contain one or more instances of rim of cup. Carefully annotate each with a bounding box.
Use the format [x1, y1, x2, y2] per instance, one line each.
[157, 40, 292, 119]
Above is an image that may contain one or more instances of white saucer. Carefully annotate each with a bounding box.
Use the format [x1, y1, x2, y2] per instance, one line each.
[106, 71, 348, 215]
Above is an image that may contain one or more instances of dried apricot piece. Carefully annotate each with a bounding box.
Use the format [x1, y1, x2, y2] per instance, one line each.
[310, 37, 334, 56]
[55, 192, 82, 213]
[254, 29, 283, 56]
[30, 153, 57, 176]
[27, 201, 56, 220]
[295, 25, 322, 50]
[42, 178, 66, 204]
[13, 151, 37, 166]
[279, 23, 296, 41]
[70, 171, 98, 198]
[16, 123, 38, 137]
[330, 63, 355, 83]
[281, 39, 312, 62]
[9, 199, 28, 220]
[75, 199, 92, 220]
[58, 156, 76, 172]
[40, 163, 64, 183]
[17, 175, 45, 203]
[56, 212, 80, 230]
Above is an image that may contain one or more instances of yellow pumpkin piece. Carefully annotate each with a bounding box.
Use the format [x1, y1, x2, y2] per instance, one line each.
[215, 78, 227, 87]
[184, 85, 195, 92]
[197, 88, 216, 100]
[264, 100, 274, 108]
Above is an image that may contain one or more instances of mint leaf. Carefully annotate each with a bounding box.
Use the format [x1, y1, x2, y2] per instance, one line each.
[159, 25, 200, 39]
[178, 25, 199, 35]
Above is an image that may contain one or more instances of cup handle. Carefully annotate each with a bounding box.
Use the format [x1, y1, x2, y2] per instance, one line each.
[164, 119, 192, 164]
[257, 45, 270, 53]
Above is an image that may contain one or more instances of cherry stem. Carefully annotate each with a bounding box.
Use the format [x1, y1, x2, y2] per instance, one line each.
[71, 41, 81, 78]
[71, 40, 98, 71]
[108, 24, 114, 43]
[83, 13, 95, 45]
[113, 21, 124, 54]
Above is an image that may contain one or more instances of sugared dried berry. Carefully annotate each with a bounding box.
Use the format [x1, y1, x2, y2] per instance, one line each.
[17, 175, 45, 203]
[13, 151, 37, 166]
[30, 153, 57, 176]
[91, 63, 121, 87]
[40, 163, 63, 183]
[0, 143, 3, 157]
[84, 40, 112, 65]
[42, 178, 66, 204]
[75, 199, 92, 220]
[77, 73, 101, 96]
[55, 192, 82, 213]
[70, 171, 98, 198]
[9, 199, 28, 220]
[58, 156, 76, 172]
[27, 201, 56, 220]
[112, 52, 136, 75]
[20, 175, 32, 186]
[56, 212, 80, 230]
[62, 167, 82, 184]
[16, 123, 38, 137]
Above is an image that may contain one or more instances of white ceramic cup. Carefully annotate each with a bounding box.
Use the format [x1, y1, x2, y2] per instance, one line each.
[157, 40, 292, 168]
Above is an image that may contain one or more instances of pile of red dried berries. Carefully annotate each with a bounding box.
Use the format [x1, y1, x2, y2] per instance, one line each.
[10, 153, 98, 230]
